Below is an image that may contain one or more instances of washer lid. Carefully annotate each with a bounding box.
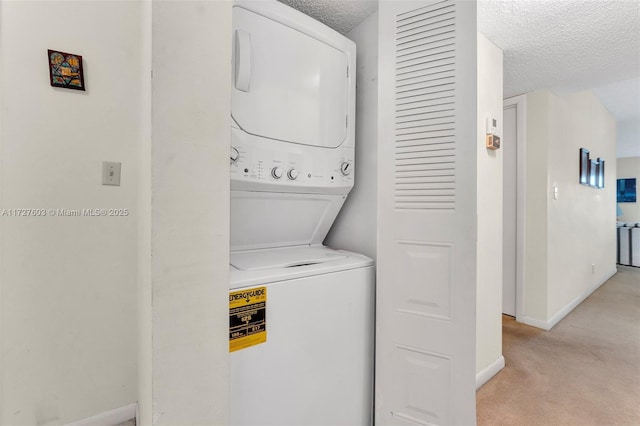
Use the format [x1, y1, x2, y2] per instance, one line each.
[231, 245, 347, 271]
[232, 5, 349, 148]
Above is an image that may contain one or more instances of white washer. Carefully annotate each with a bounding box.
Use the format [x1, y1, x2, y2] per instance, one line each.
[230, 246, 374, 425]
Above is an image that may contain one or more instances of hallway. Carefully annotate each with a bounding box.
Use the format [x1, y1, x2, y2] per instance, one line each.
[477, 267, 640, 425]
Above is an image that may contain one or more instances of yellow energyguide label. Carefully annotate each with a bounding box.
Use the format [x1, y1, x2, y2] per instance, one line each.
[229, 286, 267, 352]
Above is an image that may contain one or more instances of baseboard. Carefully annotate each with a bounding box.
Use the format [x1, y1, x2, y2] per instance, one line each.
[617, 264, 640, 270]
[517, 315, 551, 330]
[517, 267, 617, 331]
[547, 267, 617, 329]
[475, 355, 505, 390]
[67, 403, 137, 426]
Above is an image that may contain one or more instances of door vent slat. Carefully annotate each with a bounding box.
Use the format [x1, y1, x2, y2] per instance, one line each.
[397, 1, 453, 24]
[396, 71, 455, 89]
[395, 0, 456, 211]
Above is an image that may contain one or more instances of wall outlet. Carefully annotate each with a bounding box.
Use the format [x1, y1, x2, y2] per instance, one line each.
[591, 264, 596, 274]
[102, 161, 121, 186]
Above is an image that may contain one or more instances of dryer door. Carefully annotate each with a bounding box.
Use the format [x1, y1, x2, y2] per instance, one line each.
[232, 5, 349, 148]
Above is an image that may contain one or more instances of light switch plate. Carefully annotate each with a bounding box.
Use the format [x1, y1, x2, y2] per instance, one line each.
[102, 161, 121, 186]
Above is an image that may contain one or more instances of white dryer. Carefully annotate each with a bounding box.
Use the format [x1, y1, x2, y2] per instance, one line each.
[230, 0, 356, 251]
[229, 1, 374, 425]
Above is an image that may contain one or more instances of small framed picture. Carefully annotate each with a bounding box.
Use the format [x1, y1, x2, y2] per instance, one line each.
[48, 49, 85, 91]
[589, 159, 598, 187]
[579, 148, 589, 185]
[597, 158, 605, 189]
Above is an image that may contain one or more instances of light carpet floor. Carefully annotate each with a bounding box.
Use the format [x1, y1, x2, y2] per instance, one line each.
[477, 266, 640, 426]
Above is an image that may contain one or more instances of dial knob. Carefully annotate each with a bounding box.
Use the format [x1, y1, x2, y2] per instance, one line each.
[287, 169, 299, 180]
[230, 147, 240, 164]
[271, 166, 283, 179]
[340, 161, 352, 176]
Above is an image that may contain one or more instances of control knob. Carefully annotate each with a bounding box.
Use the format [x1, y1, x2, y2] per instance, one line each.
[287, 169, 299, 180]
[230, 147, 240, 164]
[271, 166, 283, 179]
[340, 161, 352, 176]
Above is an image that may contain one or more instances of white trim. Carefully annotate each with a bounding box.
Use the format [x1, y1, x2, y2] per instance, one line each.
[545, 267, 617, 330]
[138, 1, 153, 423]
[503, 94, 527, 319]
[66, 403, 137, 426]
[475, 355, 505, 389]
[518, 267, 616, 331]
[617, 265, 640, 272]
[0, 58, 4, 417]
[517, 315, 550, 330]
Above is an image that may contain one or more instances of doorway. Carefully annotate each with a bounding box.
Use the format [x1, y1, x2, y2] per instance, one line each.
[502, 95, 526, 318]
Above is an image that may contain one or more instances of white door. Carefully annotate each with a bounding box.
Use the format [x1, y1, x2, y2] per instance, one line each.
[502, 105, 517, 316]
[376, 1, 478, 425]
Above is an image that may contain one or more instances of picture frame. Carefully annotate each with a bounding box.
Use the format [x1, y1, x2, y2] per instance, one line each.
[589, 159, 598, 187]
[617, 178, 637, 203]
[597, 158, 605, 189]
[48, 49, 85, 91]
[579, 148, 589, 185]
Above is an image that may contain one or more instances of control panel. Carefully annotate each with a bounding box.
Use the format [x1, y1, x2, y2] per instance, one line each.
[230, 127, 354, 194]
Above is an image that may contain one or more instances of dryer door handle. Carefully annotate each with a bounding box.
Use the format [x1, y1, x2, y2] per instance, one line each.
[235, 29, 251, 92]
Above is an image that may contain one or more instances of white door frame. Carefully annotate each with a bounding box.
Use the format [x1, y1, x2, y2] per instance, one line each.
[503, 94, 527, 320]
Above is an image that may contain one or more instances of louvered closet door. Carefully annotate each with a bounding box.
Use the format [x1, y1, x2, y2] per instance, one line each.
[376, 1, 477, 425]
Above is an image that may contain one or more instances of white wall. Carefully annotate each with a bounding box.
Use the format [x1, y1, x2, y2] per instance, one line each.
[325, 12, 378, 260]
[617, 157, 640, 222]
[150, 1, 231, 424]
[547, 91, 617, 317]
[523, 91, 550, 322]
[617, 119, 640, 158]
[475, 34, 504, 380]
[0, 1, 146, 423]
[523, 89, 617, 328]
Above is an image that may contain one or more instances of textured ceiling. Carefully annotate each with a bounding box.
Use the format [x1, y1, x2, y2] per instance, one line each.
[281, 0, 639, 156]
[478, 0, 640, 157]
[277, 0, 377, 34]
[592, 77, 640, 122]
[478, 1, 639, 100]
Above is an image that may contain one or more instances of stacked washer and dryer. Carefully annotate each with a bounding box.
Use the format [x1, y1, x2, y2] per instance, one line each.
[228, 1, 374, 425]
